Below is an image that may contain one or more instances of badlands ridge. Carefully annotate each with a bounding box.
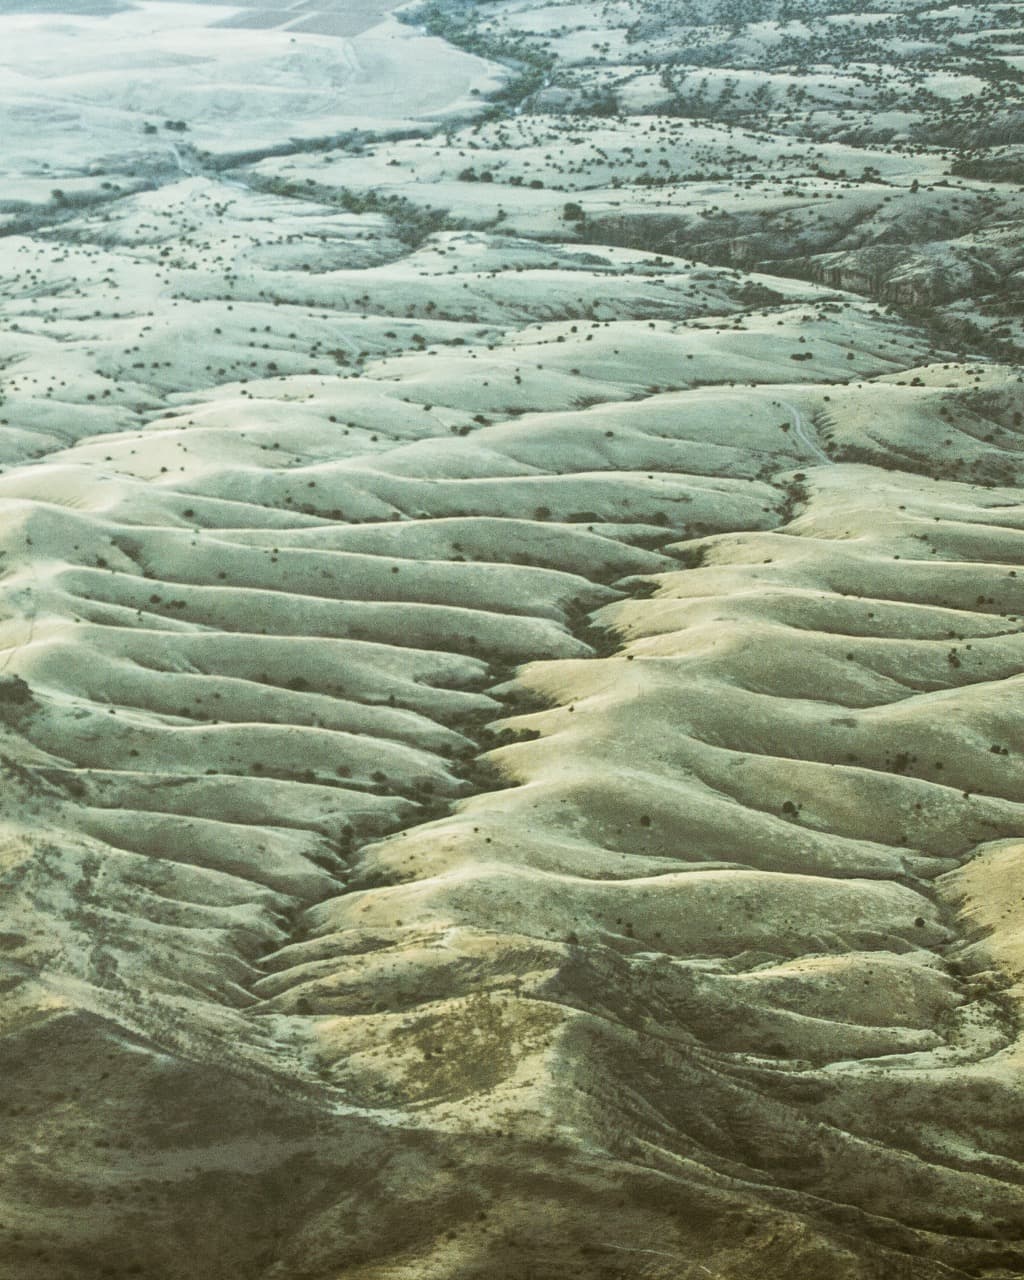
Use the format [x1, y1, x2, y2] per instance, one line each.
[1, 0, 1023, 1275]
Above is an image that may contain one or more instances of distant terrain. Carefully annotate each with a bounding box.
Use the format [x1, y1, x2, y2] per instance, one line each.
[1, 0, 1023, 1277]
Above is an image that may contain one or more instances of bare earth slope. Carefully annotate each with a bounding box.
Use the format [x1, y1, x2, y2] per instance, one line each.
[1, 0, 1024, 1277]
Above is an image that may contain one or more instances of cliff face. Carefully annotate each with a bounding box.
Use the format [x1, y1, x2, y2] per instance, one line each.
[2, 0, 1024, 1277]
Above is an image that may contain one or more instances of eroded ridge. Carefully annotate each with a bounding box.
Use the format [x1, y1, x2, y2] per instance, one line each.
[1, 0, 1024, 1274]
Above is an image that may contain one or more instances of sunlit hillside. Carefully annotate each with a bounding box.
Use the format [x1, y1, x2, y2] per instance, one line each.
[1, 0, 1023, 1276]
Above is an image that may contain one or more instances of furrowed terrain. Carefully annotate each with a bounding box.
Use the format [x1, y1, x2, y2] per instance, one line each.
[1, 0, 1023, 1276]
